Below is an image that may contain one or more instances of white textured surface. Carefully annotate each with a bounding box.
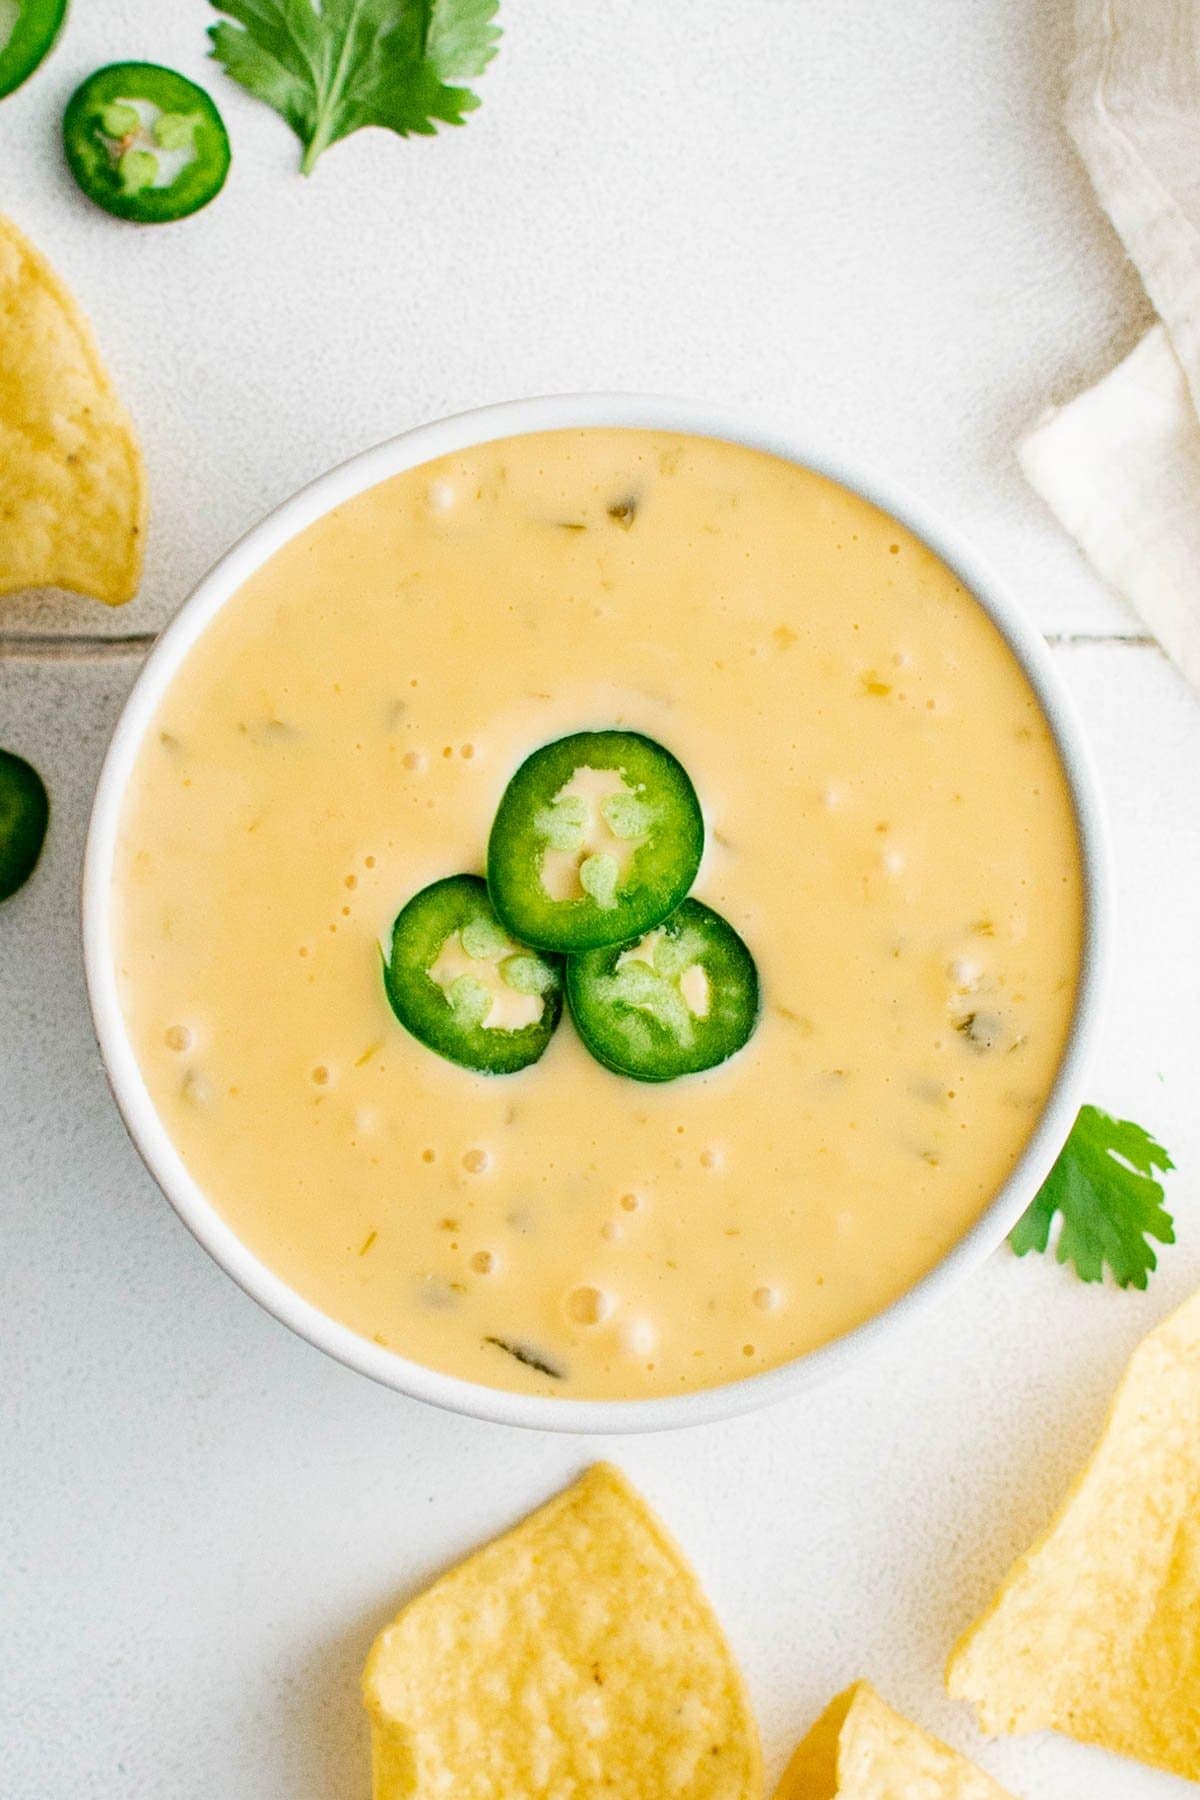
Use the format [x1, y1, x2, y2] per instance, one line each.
[2, 3, 1198, 1798]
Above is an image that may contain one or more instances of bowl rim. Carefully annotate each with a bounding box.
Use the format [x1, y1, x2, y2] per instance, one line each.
[82, 391, 1111, 1434]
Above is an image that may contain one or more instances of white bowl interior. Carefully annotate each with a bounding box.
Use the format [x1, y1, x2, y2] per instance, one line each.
[82, 395, 1111, 1433]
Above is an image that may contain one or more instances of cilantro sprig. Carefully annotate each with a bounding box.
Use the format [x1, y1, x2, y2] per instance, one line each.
[1010, 1104, 1175, 1289]
[209, 0, 501, 175]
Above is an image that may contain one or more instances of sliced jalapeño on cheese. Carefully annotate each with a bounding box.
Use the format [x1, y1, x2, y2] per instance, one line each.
[566, 899, 759, 1082]
[63, 63, 231, 223]
[0, 0, 67, 100]
[487, 731, 704, 953]
[384, 874, 563, 1075]
[0, 748, 49, 902]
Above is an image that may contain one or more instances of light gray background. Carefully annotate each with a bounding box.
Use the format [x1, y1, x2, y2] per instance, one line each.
[1, 3, 1196, 1796]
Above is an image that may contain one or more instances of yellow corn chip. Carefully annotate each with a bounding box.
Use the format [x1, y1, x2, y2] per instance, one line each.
[774, 1682, 1014, 1799]
[362, 1462, 761, 1798]
[947, 1287, 1200, 1780]
[0, 213, 145, 605]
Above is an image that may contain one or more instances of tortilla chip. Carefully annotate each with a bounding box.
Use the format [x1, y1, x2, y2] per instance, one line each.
[947, 1287, 1200, 1780]
[362, 1462, 761, 1798]
[0, 213, 145, 604]
[774, 1682, 1014, 1799]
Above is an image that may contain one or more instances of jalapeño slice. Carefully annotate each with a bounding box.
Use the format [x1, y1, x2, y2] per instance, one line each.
[63, 63, 230, 223]
[567, 899, 759, 1082]
[384, 875, 563, 1075]
[0, 748, 49, 901]
[488, 731, 703, 954]
[0, 0, 67, 101]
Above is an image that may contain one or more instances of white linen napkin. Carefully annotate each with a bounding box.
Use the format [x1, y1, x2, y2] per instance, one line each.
[1019, 0, 1200, 691]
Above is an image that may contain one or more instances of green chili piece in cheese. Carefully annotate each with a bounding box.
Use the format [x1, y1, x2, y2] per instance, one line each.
[384, 874, 563, 1075]
[567, 899, 759, 1082]
[488, 731, 704, 953]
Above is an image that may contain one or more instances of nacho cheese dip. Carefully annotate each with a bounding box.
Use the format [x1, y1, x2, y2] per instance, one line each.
[113, 429, 1083, 1400]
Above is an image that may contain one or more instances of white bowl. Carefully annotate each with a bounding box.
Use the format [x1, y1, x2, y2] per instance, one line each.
[83, 394, 1111, 1433]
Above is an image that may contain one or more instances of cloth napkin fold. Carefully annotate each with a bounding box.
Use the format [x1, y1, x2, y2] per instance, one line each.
[1020, 0, 1200, 691]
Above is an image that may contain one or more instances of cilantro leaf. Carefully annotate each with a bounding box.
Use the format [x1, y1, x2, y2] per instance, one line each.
[208, 0, 501, 175]
[1009, 1104, 1175, 1289]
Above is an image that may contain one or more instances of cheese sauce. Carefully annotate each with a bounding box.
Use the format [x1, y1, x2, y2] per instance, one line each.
[113, 430, 1083, 1398]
